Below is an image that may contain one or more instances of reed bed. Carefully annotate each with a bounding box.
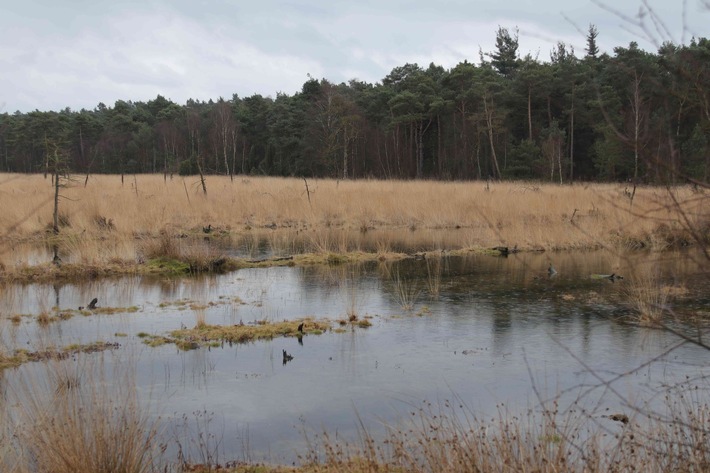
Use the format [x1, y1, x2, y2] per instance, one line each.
[4, 360, 161, 473]
[0, 174, 707, 272]
[294, 396, 710, 473]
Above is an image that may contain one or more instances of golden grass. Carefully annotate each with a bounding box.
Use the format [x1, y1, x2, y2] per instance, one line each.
[626, 271, 671, 326]
[194, 308, 207, 329]
[8, 360, 161, 473]
[620, 252, 698, 325]
[313, 406, 709, 473]
[425, 253, 443, 299]
[0, 174, 707, 277]
[392, 271, 420, 311]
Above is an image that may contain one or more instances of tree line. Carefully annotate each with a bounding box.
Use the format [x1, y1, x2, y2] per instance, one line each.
[1, 26, 708, 183]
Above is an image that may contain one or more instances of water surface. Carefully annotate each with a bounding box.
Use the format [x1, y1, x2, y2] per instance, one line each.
[1, 249, 708, 464]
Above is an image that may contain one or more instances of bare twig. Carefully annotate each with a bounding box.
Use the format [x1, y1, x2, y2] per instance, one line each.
[302, 177, 312, 208]
[183, 179, 191, 205]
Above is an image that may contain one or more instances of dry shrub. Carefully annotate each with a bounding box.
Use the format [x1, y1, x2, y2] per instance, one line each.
[339, 266, 362, 320]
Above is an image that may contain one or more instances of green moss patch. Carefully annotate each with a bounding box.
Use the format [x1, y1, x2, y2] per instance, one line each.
[146, 257, 191, 273]
[141, 318, 331, 350]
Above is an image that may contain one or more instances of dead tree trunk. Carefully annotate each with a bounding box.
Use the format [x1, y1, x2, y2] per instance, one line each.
[483, 93, 502, 179]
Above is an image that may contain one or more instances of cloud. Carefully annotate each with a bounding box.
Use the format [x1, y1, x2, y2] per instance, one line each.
[1, 8, 324, 112]
[0, 0, 706, 113]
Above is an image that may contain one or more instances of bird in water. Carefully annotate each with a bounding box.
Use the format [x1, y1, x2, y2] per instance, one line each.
[88, 298, 98, 309]
[297, 322, 304, 333]
[202, 224, 212, 234]
[282, 349, 294, 365]
[548, 264, 558, 277]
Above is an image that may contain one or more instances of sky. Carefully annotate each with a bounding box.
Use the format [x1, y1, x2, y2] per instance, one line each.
[1, 0, 707, 114]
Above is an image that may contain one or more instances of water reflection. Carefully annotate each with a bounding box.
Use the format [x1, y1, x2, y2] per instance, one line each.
[1, 249, 709, 464]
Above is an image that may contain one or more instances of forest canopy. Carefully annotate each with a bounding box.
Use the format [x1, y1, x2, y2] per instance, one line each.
[1, 26, 708, 183]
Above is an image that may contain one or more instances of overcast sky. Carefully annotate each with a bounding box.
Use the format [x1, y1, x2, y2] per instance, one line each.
[1, 0, 707, 113]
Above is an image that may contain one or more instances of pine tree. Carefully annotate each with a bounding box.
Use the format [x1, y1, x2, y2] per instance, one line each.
[585, 24, 600, 59]
[489, 27, 520, 78]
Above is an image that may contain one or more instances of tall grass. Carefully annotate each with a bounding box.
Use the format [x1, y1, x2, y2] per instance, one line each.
[10, 359, 162, 473]
[194, 307, 207, 329]
[139, 232, 226, 272]
[621, 254, 693, 326]
[0, 397, 20, 473]
[303, 403, 595, 472]
[392, 271, 419, 311]
[626, 270, 670, 325]
[425, 253, 443, 299]
[1, 174, 707, 271]
[339, 266, 362, 320]
[299, 392, 710, 473]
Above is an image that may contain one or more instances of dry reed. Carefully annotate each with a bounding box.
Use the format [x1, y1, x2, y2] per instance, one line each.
[626, 271, 670, 326]
[295, 392, 710, 473]
[621, 253, 695, 326]
[1, 174, 707, 272]
[9, 359, 162, 473]
[3, 343, 709, 473]
[1, 174, 709, 472]
[425, 253, 443, 299]
[392, 271, 419, 311]
[194, 307, 207, 329]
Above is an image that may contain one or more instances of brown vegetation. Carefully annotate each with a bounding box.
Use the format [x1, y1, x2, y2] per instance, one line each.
[0, 341, 120, 370]
[142, 318, 332, 350]
[4, 364, 708, 473]
[294, 396, 710, 473]
[0, 173, 708, 472]
[3, 361, 161, 473]
[143, 394, 710, 472]
[1, 174, 706, 282]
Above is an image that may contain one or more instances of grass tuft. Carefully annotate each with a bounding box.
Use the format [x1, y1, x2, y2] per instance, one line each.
[392, 271, 419, 311]
[12, 361, 161, 473]
[142, 319, 332, 350]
